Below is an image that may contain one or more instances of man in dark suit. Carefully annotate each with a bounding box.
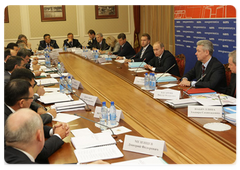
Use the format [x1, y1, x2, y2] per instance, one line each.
[179, 40, 227, 93]
[125, 33, 154, 64]
[94, 33, 110, 51]
[4, 56, 25, 86]
[144, 41, 180, 77]
[38, 34, 59, 50]
[4, 79, 69, 163]
[87, 29, 98, 49]
[2, 49, 11, 70]
[225, 50, 236, 97]
[63, 33, 82, 48]
[114, 33, 136, 59]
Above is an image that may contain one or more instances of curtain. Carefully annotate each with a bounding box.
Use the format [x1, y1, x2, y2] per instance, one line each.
[133, 5, 140, 53]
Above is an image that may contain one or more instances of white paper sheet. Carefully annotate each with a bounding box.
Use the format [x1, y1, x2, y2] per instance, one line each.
[53, 113, 80, 123]
[115, 59, 125, 63]
[38, 92, 72, 104]
[112, 156, 167, 165]
[71, 128, 94, 137]
[74, 145, 123, 163]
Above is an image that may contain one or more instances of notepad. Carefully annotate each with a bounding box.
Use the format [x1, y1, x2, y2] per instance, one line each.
[71, 133, 116, 149]
[50, 73, 69, 78]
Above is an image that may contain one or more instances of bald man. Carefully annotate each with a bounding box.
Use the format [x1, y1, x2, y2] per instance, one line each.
[5, 108, 109, 164]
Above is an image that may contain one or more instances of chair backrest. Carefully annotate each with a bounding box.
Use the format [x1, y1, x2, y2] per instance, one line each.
[175, 54, 186, 77]
[223, 63, 232, 86]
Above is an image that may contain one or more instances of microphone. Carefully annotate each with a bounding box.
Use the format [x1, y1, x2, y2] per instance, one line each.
[182, 74, 206, 98]
[117, 55, 135, 69]
[132, 58, 146, 76]
[156, 63, 176, 82]
[74, 113, 118, 139]
[217, 94, 227, 123]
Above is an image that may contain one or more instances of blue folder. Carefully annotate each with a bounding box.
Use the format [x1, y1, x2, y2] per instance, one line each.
[156, 76, 177, 83]
[128, 62, 147, 68]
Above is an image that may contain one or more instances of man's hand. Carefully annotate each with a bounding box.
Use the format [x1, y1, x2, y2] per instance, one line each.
[116, 56, 124, 60]
[53, 122, 70, 139]
[36, 86, 45, 96]
[144, 64, 153, 70]
[179, 78, 191, 86]
[124, 59, 131, 63]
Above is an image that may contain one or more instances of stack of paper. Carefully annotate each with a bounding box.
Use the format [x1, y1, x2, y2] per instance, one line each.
[38, 92, 72, 104]
[50, 73, 69, 78]
[224, 106, 236, 125]
[71, 133, 116, 149]
[165, 98, 199, 108]
[71, 128, 93, 137]
[36, 78, 58, 86]
[53, 113, 80, 123]
[184, 88, 216, 96]
[192, 94, 236, 106]
[54, 100, 86, 112]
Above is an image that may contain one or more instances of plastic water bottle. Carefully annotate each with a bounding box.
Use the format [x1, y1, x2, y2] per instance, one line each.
[109, 101, 116, 126]
[149, 73, 153, 90]
[144, 73, 149, 90]
[101, 102, 108, 126]
[151, 73, 156, 90]
[67, 76, 72, 93]
[45, 56, 51, 67]
[59, 76, 64, 93]
[94, 50, 99, 60]
[64, 44, 67, 52]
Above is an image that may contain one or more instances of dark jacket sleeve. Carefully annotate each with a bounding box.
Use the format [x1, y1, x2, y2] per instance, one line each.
[38, 41, 45, 50]
[182, 62, 198, 80]
[155, 53, 176, 73]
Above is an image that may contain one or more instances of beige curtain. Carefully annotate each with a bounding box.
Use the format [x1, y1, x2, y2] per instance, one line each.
[140, 5, 175, 55]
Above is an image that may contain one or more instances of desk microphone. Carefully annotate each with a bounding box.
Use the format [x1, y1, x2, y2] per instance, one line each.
[74, 113, 118, 139]
[181, 74, 206, 98]
[217, 94, 227, 123]
[132, 58, 146, 76]
[156, 63, 176, 82]
[117, 55, 135, 69]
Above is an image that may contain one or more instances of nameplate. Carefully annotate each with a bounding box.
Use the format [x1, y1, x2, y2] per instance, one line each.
[133, 77, 144, 85]
[188, 106, 222, 118]
[72, 79, 83, 89]
[123, 135, 167, 157]
[80, 93, 101, 106]
[153, 89, 180, 100]
[97, 57, 106, 64]
[93, 106, 124, 122]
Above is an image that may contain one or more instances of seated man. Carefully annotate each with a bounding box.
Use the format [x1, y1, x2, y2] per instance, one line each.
[4, 56, 25, 85]
[4, 79, 69, 163]
[93, 33, 110, 51]
[144, 41, 180, 77]
[63, 33, 82, 48]
[179, 40, 227, 93]
[87, 29, 98, 49]
[17, 48, 31, 69]
[5, 108, 108, 164]
[38, 34, 59, 50]
[2, 49, 11, 70]
[225, 50, 236, 97]
[125, 33, 154, 64]
[114, 33, 136, 59]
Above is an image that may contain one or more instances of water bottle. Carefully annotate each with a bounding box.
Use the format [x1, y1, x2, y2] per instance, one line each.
[59, 76, 64, 93]
[67, 76, 72, 93]
[149, 73, 153, 90]
[64, 44, 67, 52]
[144, 73, 149, 90]
[45, 56, 51, 67]
[57, 62, 61, 73]
[151, 73, 156, 90]
[101, 102, 108, 127]
[109, 101, 116, 126]
[94, 50, 99, 60]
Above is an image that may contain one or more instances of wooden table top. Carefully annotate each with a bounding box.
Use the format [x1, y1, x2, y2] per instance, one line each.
[45, 52, 236, 164]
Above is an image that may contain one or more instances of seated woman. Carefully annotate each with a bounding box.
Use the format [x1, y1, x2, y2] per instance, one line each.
[99, 36, 120, 55]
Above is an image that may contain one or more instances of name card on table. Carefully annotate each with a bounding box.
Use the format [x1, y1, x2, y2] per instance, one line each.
[153, 89, 180, 100]
[133, 77, 144, 85]
[188, 106, 222, 118]
[123, 135, 167, 157]
[71, 79, 83, 89]
[80, 93, 101, 106]
[93, 106, 124, 122]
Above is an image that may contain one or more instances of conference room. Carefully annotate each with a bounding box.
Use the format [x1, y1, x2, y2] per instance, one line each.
[4, 5, 237, 168]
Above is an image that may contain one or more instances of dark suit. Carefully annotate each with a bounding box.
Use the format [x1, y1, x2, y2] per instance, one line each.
[113, 41, 136, 59]
[4, 104, 64, 163]
[2, 61, 6, 71]
[95, 39, 110, 51]
[87, 37, 98, 49]
[63, 39, 82, 48]
[148, 50, 180, 77]
[225, 73, 236, 97]
[5, 146, 36, 164]
[183, 57, 227, 93]
[38, 40, 59, 50]
[133, 44, 154, 64]
[4, 70, 10, 86]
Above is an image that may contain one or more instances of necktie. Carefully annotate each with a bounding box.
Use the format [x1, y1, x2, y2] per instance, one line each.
[140, 48, 146, 59]
[158, 57, 161, 65]
[202, 65, 205, 75]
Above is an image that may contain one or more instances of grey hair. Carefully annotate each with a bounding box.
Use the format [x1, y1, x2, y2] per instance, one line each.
[5, 110, 42, 144]
[96, 33, 103, 37]
[197, 40, 214, 56]
[229, 50, 236, 65]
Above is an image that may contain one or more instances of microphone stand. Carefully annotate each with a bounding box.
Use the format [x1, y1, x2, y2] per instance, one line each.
[181, 74, 206, 99]
[74, 114, 118, 139]
[217, 94, 227, 123]
[132, 58, 146, 76]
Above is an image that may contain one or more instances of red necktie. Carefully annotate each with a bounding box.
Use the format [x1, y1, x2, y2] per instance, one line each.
[202, 65, 205, 75]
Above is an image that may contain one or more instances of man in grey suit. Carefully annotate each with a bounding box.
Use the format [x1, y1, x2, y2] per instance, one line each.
[4, 56, 25, 85]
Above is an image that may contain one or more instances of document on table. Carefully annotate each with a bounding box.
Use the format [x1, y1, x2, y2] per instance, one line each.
[35, 78, 58, 86]
[115, 59, 125, 63]
[54, 100, 86, 112]
[71, 128, 94, 137]
[71, 133, 116, 149]
[74, 145, 123, 164]
[53, 113, 80, 123]
[101, 126, 132, 135]
[50, 73, 69, 78]
[192, 94, 236, 106]
[112, 156, 167, 165]
[38, 92, 72, 104]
